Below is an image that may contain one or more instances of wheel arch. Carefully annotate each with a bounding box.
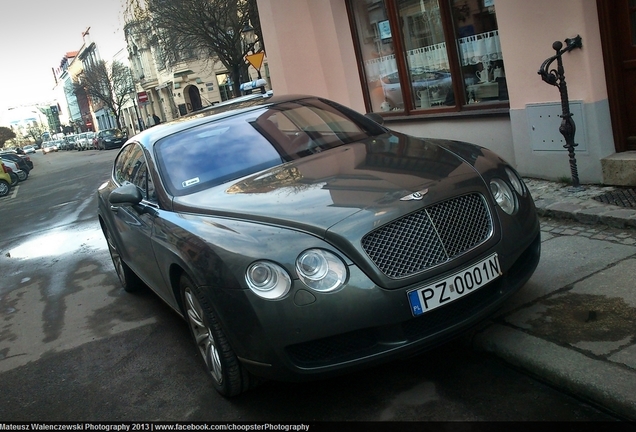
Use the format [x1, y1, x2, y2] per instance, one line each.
[0, 179, 10, 196]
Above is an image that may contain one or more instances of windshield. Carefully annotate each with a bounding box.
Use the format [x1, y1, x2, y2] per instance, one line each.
[155, 97, 385, 196]
[103, 129, 123, 137]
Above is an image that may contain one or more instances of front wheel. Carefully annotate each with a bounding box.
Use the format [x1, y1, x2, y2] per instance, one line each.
[0, 180, 9, 197]
[180, 274, 252, 397]
[104, 227, 143, 292]
[8, 172, 19, 186]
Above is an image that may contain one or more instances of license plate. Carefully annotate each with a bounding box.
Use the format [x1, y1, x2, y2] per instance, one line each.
[407, 253, 502, 316]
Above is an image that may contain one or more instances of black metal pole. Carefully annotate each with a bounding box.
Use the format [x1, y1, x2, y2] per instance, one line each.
[538, 35, 584, 191]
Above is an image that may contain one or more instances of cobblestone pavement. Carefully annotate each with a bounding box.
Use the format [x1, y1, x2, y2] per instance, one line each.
[540, 216, 636, 245]
[528, 176, 636, 243]
[525, 178, 636, 230]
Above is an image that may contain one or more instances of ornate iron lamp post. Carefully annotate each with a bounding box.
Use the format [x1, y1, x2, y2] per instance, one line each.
[538, 35, 584, 191]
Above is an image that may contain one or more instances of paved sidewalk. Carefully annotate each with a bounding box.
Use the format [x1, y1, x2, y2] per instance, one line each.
[467, 179, 636, 420]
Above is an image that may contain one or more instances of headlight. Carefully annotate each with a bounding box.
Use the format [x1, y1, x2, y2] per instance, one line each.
[245, 261, 291, 300]
[490, 178, 516, 215]
[505, 167, 525, 196]
[296, 249, 347, 292]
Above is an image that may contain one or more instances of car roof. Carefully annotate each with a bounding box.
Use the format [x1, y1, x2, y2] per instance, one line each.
[132, 93, 317, 149]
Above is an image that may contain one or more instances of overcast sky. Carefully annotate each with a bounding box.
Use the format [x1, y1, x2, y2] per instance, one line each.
[0, 0, 128, 116]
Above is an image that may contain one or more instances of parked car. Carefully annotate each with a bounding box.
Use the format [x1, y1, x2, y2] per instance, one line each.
[77, 132, 96, 151]
[22, 145, 36, 154]
[0, 161, 12, 197]
[0, 158, 27, 183]
[0, 151, 32, 171]
[96, 128, 128, 150]
[76, 134, 87, 150]
[98, 94, 540, 397]
[65, 134, 78, 150]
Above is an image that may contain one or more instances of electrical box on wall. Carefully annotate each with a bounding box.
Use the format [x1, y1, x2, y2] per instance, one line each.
[527, 101, 587, 152]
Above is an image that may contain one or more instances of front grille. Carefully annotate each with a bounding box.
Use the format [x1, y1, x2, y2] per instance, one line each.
[361, 193, 492, 279]
[285, 231, 541, 369]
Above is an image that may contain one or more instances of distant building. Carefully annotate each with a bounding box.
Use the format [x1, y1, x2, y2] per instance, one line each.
[53, 51, 81, 131]
[124, 18, 268, 125]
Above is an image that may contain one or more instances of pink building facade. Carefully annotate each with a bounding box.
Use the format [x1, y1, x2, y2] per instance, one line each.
[256, 0, 635, 186]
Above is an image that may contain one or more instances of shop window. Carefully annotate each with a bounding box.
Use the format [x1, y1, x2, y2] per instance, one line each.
[348, 0, 508, 115]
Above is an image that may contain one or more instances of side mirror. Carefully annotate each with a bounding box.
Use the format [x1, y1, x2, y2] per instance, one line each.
[365, 112, 385, 125]
[109, 183, 143, 206]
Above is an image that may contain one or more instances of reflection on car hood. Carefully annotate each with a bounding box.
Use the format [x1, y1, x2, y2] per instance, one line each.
[173, 134, 485, 238]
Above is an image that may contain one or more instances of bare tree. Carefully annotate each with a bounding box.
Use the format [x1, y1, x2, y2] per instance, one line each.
[25, 125, 45, 145]
[74, 60, 135, 129]
[0, 126, 16, 148]
[125, 0, 264, 97]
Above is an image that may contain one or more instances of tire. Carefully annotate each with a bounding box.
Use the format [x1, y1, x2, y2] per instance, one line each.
[8, 172, 19, 186]
[180, 274, 252, 397]
[17, 170, 27, 181]
[0, 180, 9, 197]
[104, 227, 143, 292]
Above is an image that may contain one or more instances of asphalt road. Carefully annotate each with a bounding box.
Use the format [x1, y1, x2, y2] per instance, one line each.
[0, 148, 620, 422]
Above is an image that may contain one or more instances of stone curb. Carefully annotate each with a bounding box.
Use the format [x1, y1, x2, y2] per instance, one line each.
[470, 324, 636, 420]
[535, 201, 636, 229]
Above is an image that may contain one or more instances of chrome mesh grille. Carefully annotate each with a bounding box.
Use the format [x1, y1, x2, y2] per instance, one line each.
[361, 193, 492, 279]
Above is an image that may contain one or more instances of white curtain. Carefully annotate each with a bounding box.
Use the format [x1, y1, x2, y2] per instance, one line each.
[458, 30, 502, 66]
[364, 54, 397, 81]
[407, 42, 449, 71]
[364, 30, 502, 78]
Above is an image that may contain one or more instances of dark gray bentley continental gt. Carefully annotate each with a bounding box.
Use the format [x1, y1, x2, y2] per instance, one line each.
[97, 94, 540, 397]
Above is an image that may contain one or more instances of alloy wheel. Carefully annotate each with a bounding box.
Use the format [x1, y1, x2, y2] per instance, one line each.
[105, 230, 126, 287]
[183, 287, 224, 385]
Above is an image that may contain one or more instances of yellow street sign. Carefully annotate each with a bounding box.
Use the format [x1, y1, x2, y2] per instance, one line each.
[246, 52, 265, 70]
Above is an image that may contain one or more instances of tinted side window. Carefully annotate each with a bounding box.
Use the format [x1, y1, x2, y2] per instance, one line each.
[113, 145, 135, 185]
[113, 144, 155, 202]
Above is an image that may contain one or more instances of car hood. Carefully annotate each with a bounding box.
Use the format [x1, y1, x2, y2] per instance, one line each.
[172, 133, 488, 239]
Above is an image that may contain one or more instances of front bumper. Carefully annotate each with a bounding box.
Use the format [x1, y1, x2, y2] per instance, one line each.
[103, 139, 125, 149]
[210, 228, 541, 382]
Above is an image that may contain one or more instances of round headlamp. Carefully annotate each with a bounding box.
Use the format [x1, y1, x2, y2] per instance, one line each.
[505, 167, 525, 196]
[245, 261, 291, 300]
[490, 178, 516, 215]
[296, 249, 347, 292]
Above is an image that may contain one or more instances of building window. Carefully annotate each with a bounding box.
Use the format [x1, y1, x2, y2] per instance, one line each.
[216, 73, 234, 102]
[348, 0, 508, 115]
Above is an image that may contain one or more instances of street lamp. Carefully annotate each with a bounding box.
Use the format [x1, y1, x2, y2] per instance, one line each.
[538, 35, 584, 191]
[241, 25, 256, 51]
